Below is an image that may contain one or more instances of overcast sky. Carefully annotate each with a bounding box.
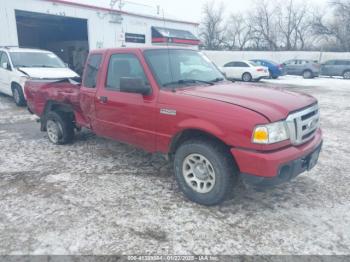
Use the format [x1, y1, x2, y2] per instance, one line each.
[69, 0, 329, 23]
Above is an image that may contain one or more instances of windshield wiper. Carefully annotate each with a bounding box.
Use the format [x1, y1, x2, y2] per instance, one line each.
[163, 79, 215, 87]
[209, 77, 225, 83]
[32, 65, 56, 68]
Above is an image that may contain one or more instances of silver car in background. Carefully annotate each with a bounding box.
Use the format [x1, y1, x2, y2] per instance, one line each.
[320, 60, 350, 79]
[283, 59, 320, 79]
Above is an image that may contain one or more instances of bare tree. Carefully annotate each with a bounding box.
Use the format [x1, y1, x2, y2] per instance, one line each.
[225, 14, 253, 50]
[313, 0, 350, 51]
[200, 1, 226, 50]
[249, 0, 279, 50]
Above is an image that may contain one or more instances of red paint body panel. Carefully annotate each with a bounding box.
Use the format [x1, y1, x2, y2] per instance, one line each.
[25, 47, 323, 179]
[152, 37, 200, 45]
[231, 129, 322, 177]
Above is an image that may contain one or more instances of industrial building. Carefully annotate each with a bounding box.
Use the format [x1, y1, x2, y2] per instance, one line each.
[0, 0, 200, 73]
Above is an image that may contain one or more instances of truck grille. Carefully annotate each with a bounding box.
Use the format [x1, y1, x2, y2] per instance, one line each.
[286, 104, 320, 145]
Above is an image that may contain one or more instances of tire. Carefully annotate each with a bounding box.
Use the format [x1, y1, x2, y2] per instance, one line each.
[174, 139, 237, 206]
[272, 75, 279, 79]
[242, 72, 252, 82]
[303, 70, 313, 79]
[12, 84, 26, 107]
[343, 70, 350, 79]
[45, 111, 74, 145]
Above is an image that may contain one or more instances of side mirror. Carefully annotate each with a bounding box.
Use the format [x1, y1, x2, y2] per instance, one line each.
[120, 77, 151, 95]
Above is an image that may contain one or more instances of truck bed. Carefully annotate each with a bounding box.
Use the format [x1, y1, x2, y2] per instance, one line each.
[25, 79, 89, 127]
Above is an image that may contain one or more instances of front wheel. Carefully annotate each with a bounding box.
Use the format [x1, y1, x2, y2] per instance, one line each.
[45, 111, 74, 145]
[174, 139, 237, 206]
[343, 70, 350, 79]
[12, 84, 26, 107]
[303, 70, 313, 79]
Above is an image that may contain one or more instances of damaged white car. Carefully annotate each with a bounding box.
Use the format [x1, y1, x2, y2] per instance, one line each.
[0, 47, 79, 106]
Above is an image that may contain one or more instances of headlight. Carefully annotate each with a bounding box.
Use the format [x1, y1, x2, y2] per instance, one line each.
[252, 121, 289, 144]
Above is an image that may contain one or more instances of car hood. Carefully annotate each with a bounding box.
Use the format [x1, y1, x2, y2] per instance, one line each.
[179, 82, 317, 122]
[17, 67, 79, 79]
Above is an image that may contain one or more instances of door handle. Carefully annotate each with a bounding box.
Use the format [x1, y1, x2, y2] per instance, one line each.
[98, 96, 108, 103]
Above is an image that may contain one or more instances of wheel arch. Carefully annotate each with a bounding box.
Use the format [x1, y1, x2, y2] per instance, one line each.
[41, 100, 76, 131]
[168, 128, 237, 169]
[10, 81, 21, 90]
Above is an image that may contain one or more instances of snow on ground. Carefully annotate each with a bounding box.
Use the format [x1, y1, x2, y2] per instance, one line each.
[263, 75, 350, 89]
[0, 78, 349, 255]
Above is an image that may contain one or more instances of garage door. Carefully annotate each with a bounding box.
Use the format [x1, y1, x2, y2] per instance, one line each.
[15, 10, 89, 75]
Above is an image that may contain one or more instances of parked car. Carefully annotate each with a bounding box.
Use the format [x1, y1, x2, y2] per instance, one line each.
[282, 59, 320, 79]
[320, 59, 350, 79]
[25, 48, 322, 206]
[219, 60, 269, 82]
[250, 59, 284, 79]
[0, 46, 79, 106]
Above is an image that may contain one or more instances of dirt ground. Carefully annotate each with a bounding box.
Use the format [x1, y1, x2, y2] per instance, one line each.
[0, 77, 349, 255]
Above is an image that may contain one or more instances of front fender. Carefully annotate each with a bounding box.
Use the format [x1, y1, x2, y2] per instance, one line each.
[177, 118, 225, 139]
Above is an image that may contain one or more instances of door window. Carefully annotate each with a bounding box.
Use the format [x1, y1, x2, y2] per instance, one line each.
[234, 62, 249, 67]
[324, 60, 335, 65]
[83, 54, 102, 88]
[224, 62, 235, 67]
[0, 52, 11, 71]
[334, 60, 347, 65]
[106, 53, 148, 91]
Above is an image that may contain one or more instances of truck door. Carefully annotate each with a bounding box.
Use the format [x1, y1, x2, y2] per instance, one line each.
[79, 53, 103, 127]
[93, 50, 157, 152]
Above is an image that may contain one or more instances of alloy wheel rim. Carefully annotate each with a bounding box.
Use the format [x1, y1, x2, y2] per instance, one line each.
[182, 153, 216, 194]
[46, 120, 62, 143]
[243, 74, 250, 82]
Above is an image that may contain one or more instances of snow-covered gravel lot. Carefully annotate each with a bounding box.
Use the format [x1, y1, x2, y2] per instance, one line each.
[0, 76, 349, 255]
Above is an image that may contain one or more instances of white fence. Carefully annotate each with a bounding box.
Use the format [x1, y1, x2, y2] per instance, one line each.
[203, 51, 350, 66]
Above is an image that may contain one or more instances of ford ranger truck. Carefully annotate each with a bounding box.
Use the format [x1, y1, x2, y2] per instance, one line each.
[25, 48, 323, 206]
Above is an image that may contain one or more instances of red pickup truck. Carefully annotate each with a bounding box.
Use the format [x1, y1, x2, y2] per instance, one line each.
[25, 48, 322, 205]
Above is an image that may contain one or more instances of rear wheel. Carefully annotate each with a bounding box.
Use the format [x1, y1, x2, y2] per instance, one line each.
[174, 139, 237, 206]
[343, 70, 350, 79]
[45, 111, 74, 145]
[303, 70, 313, 79]
[242, 72, 252, 82]
[12, 84, 26, 106]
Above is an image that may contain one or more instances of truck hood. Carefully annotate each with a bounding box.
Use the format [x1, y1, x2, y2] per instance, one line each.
[180, 82, 316, 122]
[17, 67, 79, 79]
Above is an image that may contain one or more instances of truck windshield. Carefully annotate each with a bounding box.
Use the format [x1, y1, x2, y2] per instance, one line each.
[9, 52, 66, 68]
[144, 49, 224, 89]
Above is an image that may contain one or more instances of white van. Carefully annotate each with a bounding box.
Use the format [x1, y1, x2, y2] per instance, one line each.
[0, 47, 79, 106]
